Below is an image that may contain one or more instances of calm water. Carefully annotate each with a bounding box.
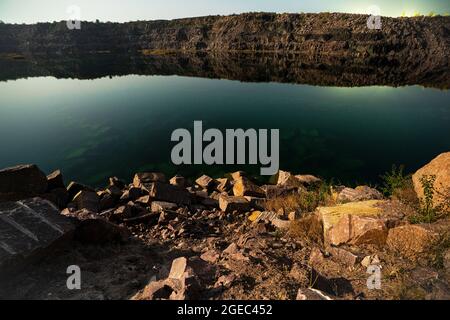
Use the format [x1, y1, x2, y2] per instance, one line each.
[0, 75, 449, 186]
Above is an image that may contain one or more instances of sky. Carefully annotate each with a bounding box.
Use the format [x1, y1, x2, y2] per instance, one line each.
[0, 0, 449, 24]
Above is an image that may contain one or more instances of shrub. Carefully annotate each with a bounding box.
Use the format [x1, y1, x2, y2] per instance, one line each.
[380, 165, 410, 197]
[409, 175, 448, 223]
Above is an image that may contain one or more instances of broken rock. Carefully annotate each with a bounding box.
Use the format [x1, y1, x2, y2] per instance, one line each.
[148, 182, 191, 205]
[387, 224, 440, 259]
[73, 190, 100, 213]
[337, 186, 383, 203]
[0, 198, 75, 273]
[412, 152, 450, 208]
[151, 201, 178, 213]
[195, 175, 215, 189]
[170, 175, 186, 188]
[66, 181, 95, 200]
[327, 214, 388, 246]
[63, 209, 130, 244]
[133, 172, 166, 189]
[200, 249, 220, 264]
[0, 164, 48, 201]
[46, 170, 65, 190]
[328, 246, 359, 267]
[215, 178, 230, 193]
[296, 288, 333, 300]
[233, 178, 265, 198]
[317, 200, 387, 240]
[219, 195, 250, 213]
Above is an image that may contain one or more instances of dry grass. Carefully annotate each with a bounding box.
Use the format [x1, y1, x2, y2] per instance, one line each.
[265, 184, 333, 214]
[289, 214, 324, 244]
[429, 231, 450, 269]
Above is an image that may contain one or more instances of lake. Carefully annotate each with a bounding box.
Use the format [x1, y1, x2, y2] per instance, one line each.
[0, 54, 449, 187]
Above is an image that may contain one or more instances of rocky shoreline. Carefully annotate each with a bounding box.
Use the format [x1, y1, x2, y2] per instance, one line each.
[0, 152, 449, 300]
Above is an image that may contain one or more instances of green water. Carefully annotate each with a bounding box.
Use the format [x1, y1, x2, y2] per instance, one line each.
[0, 75, 449, 186]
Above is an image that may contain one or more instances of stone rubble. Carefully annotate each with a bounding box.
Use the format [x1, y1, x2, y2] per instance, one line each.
[0, 155, 449, 300]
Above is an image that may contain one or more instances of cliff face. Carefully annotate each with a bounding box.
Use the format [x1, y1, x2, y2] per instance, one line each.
[0, 12, 449, 86]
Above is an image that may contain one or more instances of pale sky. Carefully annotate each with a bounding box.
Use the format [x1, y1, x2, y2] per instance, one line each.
[0, 0, 448, 23]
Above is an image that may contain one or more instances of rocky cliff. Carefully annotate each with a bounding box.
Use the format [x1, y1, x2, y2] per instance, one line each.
[0, 12, 449, 84]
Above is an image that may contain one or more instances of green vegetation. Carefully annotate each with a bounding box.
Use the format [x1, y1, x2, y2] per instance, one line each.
[265, 182, 332, 214]
[409, 175, 448, 224]
[430, 232, 450, 269]
[380, 165, 410, 197]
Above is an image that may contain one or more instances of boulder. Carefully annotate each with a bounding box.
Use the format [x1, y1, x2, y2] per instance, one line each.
[244, 196, 265, 210]
[201, 197, 219, 208]
[131, 280, 174, 300]
[387, 224, 440, 259]
[62, 209, 129, 244]
[412, 152, 450, 208]
[46, 170, 65, 190]
[147, 182, 191, 205]
[271, 218, 291, 230]
[73, 190, 99, 213]
[215, 178, 230, 193]
[296, 288, 333, 300]
[195, 175, 215, 189]
[108, 176, 126, 189]
[169, 175, 186, 188]
[327, 247, 359, 267]
[295, 175, 322, 186]
[230, 171, 246, 181]
[66, 181, 95, 200]
[277, 170, 301, 187]
[105, 185, 123, 199]
[151, 201, 178, 213]
[219, 195, 250, 213]
[233, 178, 265, 198]
[327, 214, 388, 247]
[120, 187, 143, 201]
[133, 172, 166, 189]
[133, 257, 202, 301]
[0, 198, 75, 273]
[309, 247, 326, 266]
[135, 195, 151, 206]
[336, 186, 383, 203]
[98, 193, 116, 211]
[262, 184, 297, 199]
[0, 164, 48, 201]
[317, 200, 387, 239]
[44, 187, 69, 209]
[200, 249, 220, 264]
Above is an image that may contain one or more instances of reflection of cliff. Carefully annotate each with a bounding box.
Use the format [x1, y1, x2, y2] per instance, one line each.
[0, 51, 448, 88]
[0, 12, 449, 87]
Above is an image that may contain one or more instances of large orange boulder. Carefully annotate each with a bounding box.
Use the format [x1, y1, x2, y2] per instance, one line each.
[412, 152, 450, 208]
